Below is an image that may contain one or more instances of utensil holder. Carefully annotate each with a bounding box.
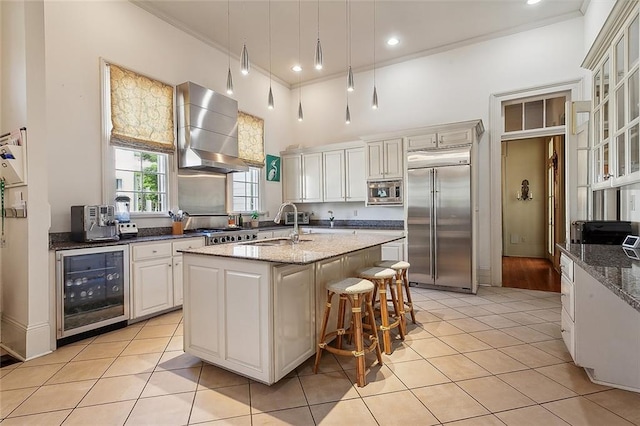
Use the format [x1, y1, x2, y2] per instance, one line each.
[172, 221, 183, 235]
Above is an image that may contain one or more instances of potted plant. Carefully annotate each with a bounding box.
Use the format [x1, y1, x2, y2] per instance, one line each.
[328, 210, 334, 228]
[250, 211, 260, 228]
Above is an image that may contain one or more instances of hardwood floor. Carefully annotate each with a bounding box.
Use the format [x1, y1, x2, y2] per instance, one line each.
[502, 256, 561, 293]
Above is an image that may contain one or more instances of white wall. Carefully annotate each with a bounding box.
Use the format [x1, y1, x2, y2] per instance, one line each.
[292, 16, 586, 273]
[44, 1, 293, 232]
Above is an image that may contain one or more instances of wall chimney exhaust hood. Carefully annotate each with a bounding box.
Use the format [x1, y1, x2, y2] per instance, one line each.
[176, 82, 248, 174]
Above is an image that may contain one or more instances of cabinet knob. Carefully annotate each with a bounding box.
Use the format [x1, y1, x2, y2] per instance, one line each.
[152, 250, 158, 253]
[168, 264, 172, 267]
[560, 328, 566, 333]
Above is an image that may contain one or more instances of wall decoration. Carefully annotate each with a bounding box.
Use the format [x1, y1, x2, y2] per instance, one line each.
[266, 154, 280, 182]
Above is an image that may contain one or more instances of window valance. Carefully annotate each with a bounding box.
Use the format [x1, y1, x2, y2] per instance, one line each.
[238, 111, 265, 168]
[109, 64, 175, 154]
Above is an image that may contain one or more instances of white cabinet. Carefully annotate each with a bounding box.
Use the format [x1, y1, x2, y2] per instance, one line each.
[559, 253, 576, 360]
[323, 147, 366, 202]
[366, 139, 403, 180]
[346, 147, 366, 201]
[130, 237, 204, 319]
[357, 229, 405, 261]
[282, 154, 302, 202]
[282, 153, 323, 203]
[407, 129, 473, 150]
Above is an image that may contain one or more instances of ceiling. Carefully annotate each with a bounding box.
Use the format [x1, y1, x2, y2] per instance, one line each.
[132, 0, 586, 87]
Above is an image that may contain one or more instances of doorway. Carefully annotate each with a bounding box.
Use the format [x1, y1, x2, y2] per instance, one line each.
[501, 136, 563, 292]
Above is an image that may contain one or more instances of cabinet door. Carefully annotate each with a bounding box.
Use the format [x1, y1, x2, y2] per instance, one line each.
[407, 134, 437, 150]
[315, 257, 343, 338]
[273, 264, 315, 381]
[132, 258, 173, 318]
[302, 152, 323, 202]
[381, 241, 405, 261]
[345, 147, 366, 201]
[384, 139, 403, 179]
[366, 141, 385, 180]
[438, 129, 473, 147]
[173, 258, 183, 307]
[323, 150, 346, 202]
[282, 155, 302, 202]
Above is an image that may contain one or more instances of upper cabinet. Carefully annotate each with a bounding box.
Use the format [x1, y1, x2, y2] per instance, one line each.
[366, 139, 403, 180]
[406, 128, 473, 150]
[282, 152, 323, 203]
[583, 2, 640, 188]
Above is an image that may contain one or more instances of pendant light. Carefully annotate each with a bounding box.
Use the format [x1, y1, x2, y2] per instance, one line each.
[314, 0, 323, 70]
[346, 0, 354, 92]
[267, 0, 274, 109]
[226, 0, 234, 95]
[345, 100, 351, 124]
[297, 0, 304, 122]
[240, 1, 250, 75]
[372, 0, 379, 109]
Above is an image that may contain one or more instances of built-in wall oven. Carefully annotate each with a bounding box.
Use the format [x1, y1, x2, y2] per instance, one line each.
[56, 245, 129, 339]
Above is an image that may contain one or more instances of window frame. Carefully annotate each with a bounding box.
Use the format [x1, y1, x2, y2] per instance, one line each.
[228, 166, 262, 214]
[100, 59, 177, 218]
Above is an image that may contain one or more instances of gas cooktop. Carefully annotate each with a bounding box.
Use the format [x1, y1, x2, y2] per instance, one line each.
[185, 228, 258, 245]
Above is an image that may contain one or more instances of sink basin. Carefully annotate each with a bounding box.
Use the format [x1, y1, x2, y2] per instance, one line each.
[244, 238, 312, 247]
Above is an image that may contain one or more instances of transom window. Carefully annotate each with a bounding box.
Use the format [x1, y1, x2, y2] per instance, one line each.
[232, 167, 260, 212]
[115, 148, 168, 212]
[504, 95, 567, 133]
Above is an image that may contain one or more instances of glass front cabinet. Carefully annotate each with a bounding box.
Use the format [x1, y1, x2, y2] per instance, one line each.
[586, 5, 640, 189]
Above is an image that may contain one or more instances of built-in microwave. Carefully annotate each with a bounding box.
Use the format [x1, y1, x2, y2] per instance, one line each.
[284, 211, 310, 225]
[367, 179, 403, 206]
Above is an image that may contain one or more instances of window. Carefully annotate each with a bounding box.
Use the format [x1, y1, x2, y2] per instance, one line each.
[232, 167, 260, 212]
[503, 94, 567, 133]
[103, 61, 174, 213]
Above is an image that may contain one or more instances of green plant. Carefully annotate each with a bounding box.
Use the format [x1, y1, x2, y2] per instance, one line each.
[328, 210, 334, 222]
[251, 211, 259, 220]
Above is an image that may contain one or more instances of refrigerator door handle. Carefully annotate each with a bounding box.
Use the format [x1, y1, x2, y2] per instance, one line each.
[432, 168, 438, 280]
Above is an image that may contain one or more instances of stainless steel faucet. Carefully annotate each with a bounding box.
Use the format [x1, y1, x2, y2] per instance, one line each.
[274, 202, 300, 243]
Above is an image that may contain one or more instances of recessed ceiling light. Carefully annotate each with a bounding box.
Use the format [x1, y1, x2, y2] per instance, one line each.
[387, 37, 399, 46]
[292, 65, 302, 72]
[527, 0, 541, 4]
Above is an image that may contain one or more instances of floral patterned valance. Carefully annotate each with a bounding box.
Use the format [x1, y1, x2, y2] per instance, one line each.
[238, 111, 265, 168]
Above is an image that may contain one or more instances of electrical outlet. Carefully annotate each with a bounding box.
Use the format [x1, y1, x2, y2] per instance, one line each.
[353, 210, 358, 217]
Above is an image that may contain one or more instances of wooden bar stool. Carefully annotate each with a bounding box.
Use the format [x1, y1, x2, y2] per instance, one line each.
[358, 267, 404, 355]
[314, 278, 383, 387]
[376, 260, 416, 336]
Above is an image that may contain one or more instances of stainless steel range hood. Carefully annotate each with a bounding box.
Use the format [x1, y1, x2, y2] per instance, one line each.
[176, 82, 248, 174]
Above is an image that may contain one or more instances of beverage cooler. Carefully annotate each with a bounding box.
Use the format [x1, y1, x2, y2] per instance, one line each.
[56, 245, 129, 339]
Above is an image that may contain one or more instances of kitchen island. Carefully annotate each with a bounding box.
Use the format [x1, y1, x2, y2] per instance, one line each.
[179, 233, 404, 384]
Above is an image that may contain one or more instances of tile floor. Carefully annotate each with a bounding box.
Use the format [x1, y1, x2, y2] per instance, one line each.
[1, 286, 640, 425]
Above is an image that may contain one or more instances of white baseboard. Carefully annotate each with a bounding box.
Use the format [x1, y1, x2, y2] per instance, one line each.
[1, 314, 52, 360]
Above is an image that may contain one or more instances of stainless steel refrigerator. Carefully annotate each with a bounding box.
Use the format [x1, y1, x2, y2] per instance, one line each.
[407, 147, 473, 292]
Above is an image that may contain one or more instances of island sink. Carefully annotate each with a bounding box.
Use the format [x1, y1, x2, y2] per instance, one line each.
[245, 237, 312, 247]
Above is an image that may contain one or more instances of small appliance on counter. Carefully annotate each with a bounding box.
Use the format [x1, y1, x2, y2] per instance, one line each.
[115, 195, 138, 239]
[570, 220, 633, 244]
[284, 211, 309, 225]
[71, 205, 119, 242]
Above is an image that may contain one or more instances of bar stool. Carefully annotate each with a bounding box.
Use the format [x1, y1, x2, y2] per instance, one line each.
[314, 277, 383, 387]
[376, 260, 416, 336]
[358, 267, 404, 355]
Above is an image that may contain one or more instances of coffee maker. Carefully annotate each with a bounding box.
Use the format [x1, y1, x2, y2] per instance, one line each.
[115, 195, 138, 238]
[71, 205, 120, 242]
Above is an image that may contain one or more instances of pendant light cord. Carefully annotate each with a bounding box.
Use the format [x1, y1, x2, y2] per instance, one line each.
[373, 0, 376, 84]
[298, 0, 301, 104]
[269, 0, 272, 81]
[227, 0, 231, 68]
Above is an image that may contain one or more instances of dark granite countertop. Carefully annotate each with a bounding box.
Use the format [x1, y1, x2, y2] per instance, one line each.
[50, 232, 210, 251]
[557, 243, 640, 313]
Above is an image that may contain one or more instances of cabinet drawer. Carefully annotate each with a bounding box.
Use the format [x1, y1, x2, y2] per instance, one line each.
[561, 308, 576, 362]
[132, 242, 172, 261]
[560, 254, 574, 281]
[407, 134, 437, 150]
[561, 276, 575, 321]
[172, 238, 205, 256]
[439, 129, 473, 147]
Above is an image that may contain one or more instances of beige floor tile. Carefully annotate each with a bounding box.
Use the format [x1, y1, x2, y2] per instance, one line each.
[125, 391, 194, 425]
[499, 344, 565, 368]
[174, 323, 184, 336]
[155, 350, 202, 371]
[429, 308, 469, 321]
[387, 359, 451, 389]
[501, 326, 555, 343]
[470, 329, 524, 348]
[145, 310, 183, 326]
[1, 409, 71, 426]
[407, 337, 458, 359]
[363, 389, 439, 425]
[252, 407, 314, 426]
[310, 398, 378, 426]
[502, 311, 548, 325]
[481, 294, 520, 303]
[9, 379, 96, 417]
[401, 324, 434, 341]
[457, 376, 535, 413]
[447, 317, 494, 333]
[78, 373, 150, 407]
[250, 377, 307, 414]
[501, 301, 541, 311]
[438, 298, 472, 308]
[526, 298, 562, 309]
[46, 357, 114, 385]
[0, 363, 65, 391]
[166, 335, 184, 352]
[0, 387, 38, 419]
[526, 323, 563, 339]
[73, 341, 129, 361]
[422, 321, 465, 337]
[190, 385, 251, 423]
[412, 383, 489, 423]
[198, 364, 249, 390]
[134, 324, 179, 340]
[414, 310, 444, 324]
[19, 345, 85, 367]
[296, 353, 342, 376]
[63, 400, 135, 425]
[196, 415, 252, 425]
[462, 296, 495, 306]
[103, 353, 162, 377]
[496, 405, 570, 426]
[475, 314, 520, 329]
[380, 340, 423, 364]
[298, 371, 359, 405]
[141, 367, 200, 397]
[536, 363, 611, 395]
[585, 389, 640, 424]
[498, 369, 577, 403]
[428, 354, 491, 381]
[444, 414, 506, 425]
[543, 396, 634, 425]
[464, 349, 528, 374]
[531, 339, 573, 362]
[528, 309, 560, 322]
[480, 303, 519, 315]
[453, 305, 495, 317]
[414, 299, 449, 310]
[121, 337, 171, 356]
[439, 334, 492, 353]
[344, 364, 407, 396]
[92, 326, 141, 343]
